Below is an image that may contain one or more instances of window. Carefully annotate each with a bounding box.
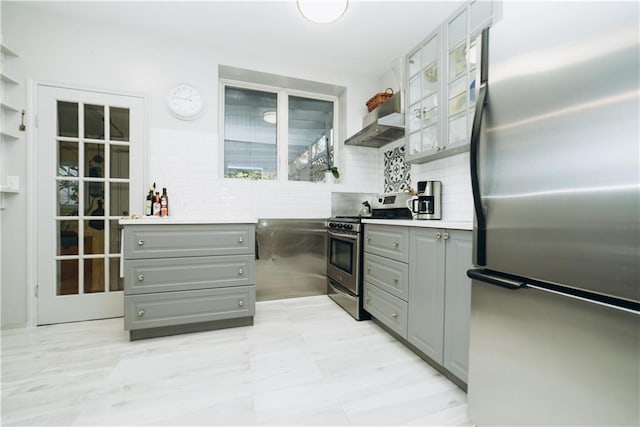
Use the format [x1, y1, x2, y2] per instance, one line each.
[223, 83, 335, 182]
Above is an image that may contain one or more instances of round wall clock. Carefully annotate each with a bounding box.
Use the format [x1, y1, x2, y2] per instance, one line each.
[166, 84, 204, 120]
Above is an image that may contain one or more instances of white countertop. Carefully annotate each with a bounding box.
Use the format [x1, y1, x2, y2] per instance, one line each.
[362, 218, 473, 231]
[119, 217, 258, 225]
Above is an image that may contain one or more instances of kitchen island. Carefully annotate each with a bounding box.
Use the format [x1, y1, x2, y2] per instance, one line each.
[119, 218, 258, 340]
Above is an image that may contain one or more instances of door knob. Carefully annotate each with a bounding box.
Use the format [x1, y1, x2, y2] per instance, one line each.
[391, 312, 398, 319]
[443, 232, 449, 240]
[238, 299, 244, 307]
[137, 274, 144, 281]
[138, 239, 144, 246]
[435, 232, 442, 239]
[238, 268, 244, 275]
[138, 309, 145, 318]
[238, 236, 244, 243]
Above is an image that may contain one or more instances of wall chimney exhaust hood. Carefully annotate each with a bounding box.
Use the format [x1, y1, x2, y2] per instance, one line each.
[344, 91, 405, 148]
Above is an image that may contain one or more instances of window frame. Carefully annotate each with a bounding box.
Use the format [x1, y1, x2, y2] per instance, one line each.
[219, 78, 339, 182]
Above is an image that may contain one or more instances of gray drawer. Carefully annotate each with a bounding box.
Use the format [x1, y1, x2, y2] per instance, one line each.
[124, 255, 255, 295]
[364, 224, 409, 263]
[364, 282, 408, 339]
[363, 252, 409, 301]
[124, 286, 255, 330]
[123, 224, 255, 259]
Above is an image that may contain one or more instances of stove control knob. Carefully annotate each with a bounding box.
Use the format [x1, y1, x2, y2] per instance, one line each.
[329, 222, 335, 228]
[346, 224, 353, 230]
[337, 224, 343, 229]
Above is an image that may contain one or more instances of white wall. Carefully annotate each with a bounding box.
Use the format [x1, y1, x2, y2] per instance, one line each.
[0, 3, 385, 326]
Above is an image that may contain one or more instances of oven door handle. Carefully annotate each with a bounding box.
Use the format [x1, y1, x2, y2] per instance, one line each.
[328, 231, 359, 241]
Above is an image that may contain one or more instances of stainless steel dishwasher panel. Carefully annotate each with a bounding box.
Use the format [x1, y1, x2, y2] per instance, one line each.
[256, 219, 327, 301]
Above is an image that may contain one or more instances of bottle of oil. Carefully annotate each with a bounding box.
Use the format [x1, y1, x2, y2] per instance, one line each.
[160, 188, 169, 217]
[144, 187, 154, 216]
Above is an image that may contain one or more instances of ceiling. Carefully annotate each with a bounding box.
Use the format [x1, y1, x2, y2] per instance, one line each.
[19, 0, 464, 78]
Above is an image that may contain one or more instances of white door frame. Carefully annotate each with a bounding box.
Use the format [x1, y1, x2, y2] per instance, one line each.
[26, 79, 148, 326]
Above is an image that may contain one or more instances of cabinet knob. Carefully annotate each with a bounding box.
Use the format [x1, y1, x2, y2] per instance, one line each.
[367, 236, 372, 242]
[138, 309, 145, 318]
[393, 241, 399, 248]
[443, 232, 449, 240]
[366, 297, 371, 302]
[138, 239, 144, 246]
[238, 299, 244, 307]
[391, 312, 398, 319]
[238, 268, 244, 275]
[137, 274, 144, 281]
[366, 267, 371, 273]
[238, 236, 244, 243]
[393, 277, 399, 283]
[436, 232, 442, 239]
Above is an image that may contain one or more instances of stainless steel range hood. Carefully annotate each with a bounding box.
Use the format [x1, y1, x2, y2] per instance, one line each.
[344, 91, 405, 148]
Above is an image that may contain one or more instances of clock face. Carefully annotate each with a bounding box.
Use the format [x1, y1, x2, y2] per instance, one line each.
[166, 84, 204, 120]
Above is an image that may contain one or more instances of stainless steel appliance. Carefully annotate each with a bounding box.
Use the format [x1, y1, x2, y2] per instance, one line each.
[370, 192, 413, 219]
[326, 217, 370, 320]
[344, 91, 405, 148]
[407, 180, 441, 220]
[467, 2, 639, 425]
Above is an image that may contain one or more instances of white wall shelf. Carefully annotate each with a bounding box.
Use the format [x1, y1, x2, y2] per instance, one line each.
[0, 43, 19, 58]
[0, 102, 19, 112]
[0, 73, 19, 85]
[1, 131, 19, 141]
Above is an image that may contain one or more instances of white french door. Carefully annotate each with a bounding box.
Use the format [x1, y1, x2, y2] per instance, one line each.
[36, 84, 144, 325]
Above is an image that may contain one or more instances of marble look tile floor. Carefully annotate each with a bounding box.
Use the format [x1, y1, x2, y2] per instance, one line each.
[1, 296, 471, 426]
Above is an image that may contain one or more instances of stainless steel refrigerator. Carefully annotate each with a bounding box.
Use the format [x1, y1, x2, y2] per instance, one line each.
[467, 2, 639, 425]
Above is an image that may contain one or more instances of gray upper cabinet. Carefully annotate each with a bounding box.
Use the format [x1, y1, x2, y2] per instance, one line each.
[405, 0, 496, 164]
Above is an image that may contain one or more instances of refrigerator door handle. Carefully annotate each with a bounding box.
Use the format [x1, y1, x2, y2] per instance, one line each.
[467, 268, 526, 290]
[470, 27, 490, 266]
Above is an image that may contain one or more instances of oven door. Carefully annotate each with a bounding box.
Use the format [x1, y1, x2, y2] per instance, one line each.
[327, 231, 360, 295]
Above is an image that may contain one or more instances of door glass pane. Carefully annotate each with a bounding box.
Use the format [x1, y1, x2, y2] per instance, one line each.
[84, 104, 105, 140]
[470, 0, 492, 32]
[58, 220, 78, 256]
[408, 131, 422, 156]
[422, 63, 438, 95]
[422, 125, 438, 151]
[57, 101, 78, 137]
[449, 9, 467, 46]
[108, 258, 124, 291]
[449, 114, 468, 145]
[421, 36, 438, 70]
[408, 50, 421, 77]
[288, 95, 334, 182]
[449, 76, 467, 100]
[85, 182, 104, 215]
[84, 220, 104, 255]
[85, 143, 105, 178]
[110, 183, 129, 216]
[449, 91, 468, 115]
[449, 43, 468, 81]
[57, 259, 78, 295]
[58, 141, 78, 177]
[224, 86, 277, 180]
[110, 145, 129, 178]
[57, 180, 78, 216]
[469, 34, 481, 70]
[84, 258, 104, 293]
[409, 102, 422, 134]
[110, 107, 130, 142]
[409, 75, 421, 106]
[109, 220, 122, 254]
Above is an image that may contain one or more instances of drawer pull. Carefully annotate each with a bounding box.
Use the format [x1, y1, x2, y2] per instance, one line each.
[366, 267, 371, 273]
[137, 274, 144, 281]
[436, 232, 442, 239]
[367, 236, 372, 242]
[391, 312, 398, 319]
[138, 239, 144, 246]
[393, 277, 399, 283]
[138, 309, 145, 318]
[238, 236, 244, 243]
[238, 299, 244, 307]
[238, 268, 244, 275]
[443, 232, 449, 240]
[393, 241, 399, 248]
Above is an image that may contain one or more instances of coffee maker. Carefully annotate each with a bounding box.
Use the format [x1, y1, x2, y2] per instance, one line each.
[408, 181, 442, 220]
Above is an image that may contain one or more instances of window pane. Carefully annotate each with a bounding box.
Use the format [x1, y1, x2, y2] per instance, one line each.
[110, 182, 129, 216]
[57, 259, 78, 295]
[85, 220, 104, 255]
[85, 182, 104, 215]
[110, 107, 130, 142]
[85, 104, 105, 140]
[57, 180, 78, 216]
[85, 143, 105, 178]
[110, 145, 130, 179]
[108, 258, 124, 291]
[58, 141, 78, 177]
[58, 220, 78, 256]
[288, 96, 334, 182]
[109, 220, 123, 254]
[84, 258, 104, 293]
[224, 86, 277, 180]
[449, 113, 468, 145]
[57, 101, 78, 138]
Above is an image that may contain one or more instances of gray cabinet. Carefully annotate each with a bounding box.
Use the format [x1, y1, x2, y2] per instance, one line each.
[363, 252, 409, 300]
[122, 223, 256, 340]
[364, 224, 409, 262]
[408, 227, 472, 384]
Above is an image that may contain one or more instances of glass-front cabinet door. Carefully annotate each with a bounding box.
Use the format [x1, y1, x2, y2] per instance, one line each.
[406, 0, 495, 164]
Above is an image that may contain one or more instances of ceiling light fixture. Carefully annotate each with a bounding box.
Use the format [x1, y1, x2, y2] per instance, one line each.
[263, 111, 277, 124]
[297, 0, 348, 24]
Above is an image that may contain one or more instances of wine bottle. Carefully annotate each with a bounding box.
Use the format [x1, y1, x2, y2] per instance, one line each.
[160, 188, 169, 217]
[153, 192, 161, 216]
[144, 187, 154, 216]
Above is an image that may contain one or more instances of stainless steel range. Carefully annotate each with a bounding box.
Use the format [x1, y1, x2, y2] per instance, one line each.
[326, 216, 370, 320]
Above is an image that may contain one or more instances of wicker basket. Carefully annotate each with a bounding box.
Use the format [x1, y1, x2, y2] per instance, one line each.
[366, 88, 394, 112]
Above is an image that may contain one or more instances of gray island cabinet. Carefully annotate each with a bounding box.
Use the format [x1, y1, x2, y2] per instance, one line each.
[363, 221, 472, 388]
[120, 219, 257, 340]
